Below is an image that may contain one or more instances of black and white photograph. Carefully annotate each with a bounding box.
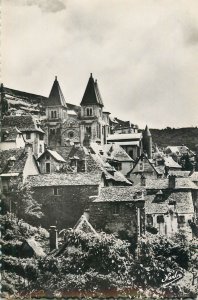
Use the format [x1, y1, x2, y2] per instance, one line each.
[1, 0, 198, 298]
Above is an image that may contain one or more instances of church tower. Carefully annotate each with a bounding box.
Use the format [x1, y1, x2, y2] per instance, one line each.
[44, 76, 68, 148]
[80, 73, 108, 146]
[142, 125, 152, 159]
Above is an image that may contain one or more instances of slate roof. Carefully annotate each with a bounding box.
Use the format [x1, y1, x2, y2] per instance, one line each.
[24, 238, 45, 257]
[80, 74, 104, 107]
[57, 146, 74, 161]
[2, 115, 44, 133]
[73, 214, 97, 234]
[107, 133, 142, 141]
[1, 127, 22, 142]
[27, 173, 102, 187]
[106, 143, 134, 162]
[44, 76, 67, 107]
[145, 191, 194, 214]
[190, 172, 198, 182]
[169, 170, 191, 178]
[163, 157, 182, 169]
[0, 148, 27, 174]
[69, 145, 86, 160]
[145, 178, 198, 190]
[94, 186, 144, 202]
[37, 149, 66, 162]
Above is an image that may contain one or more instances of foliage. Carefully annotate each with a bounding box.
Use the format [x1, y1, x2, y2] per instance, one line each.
[3, 178, 43, 223]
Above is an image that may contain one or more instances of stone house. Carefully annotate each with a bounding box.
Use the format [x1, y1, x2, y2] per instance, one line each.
[2, 115, 45, 158]
[144, 176, 197, 239]
[89, 186, 145, 246]
[127, 153, 163, 185]
[90, 142, 134, 176]
[26, 172, 102, 229]
[37, 149, 66, 174]
[0, 144, 40, 193]
[0, 127, 25, 150]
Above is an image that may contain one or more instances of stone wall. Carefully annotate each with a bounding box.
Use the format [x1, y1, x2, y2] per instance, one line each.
[31, 185, 99, 230]
[89, 201, 145, 245]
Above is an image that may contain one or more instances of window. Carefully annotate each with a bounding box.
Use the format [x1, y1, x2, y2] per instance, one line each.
[26, 133, 31, 139]
[39, 134, 44, 140]
[68, 131, 74, 138]
[53, 187, 60, 196]
[51, 111, 57, 119]
[139, 162, 144, 171]
[178, 216, 185, 228]
[39, 145, 43, 153]
[46, 162, 51, 173]
[113, 205, 120, 215]
[50, 129, 56, 135]
[147, 214, 153, 226]
[86, 108, 93, 116]
[157, 215, 164, 223]
[85, 126, 91, 135]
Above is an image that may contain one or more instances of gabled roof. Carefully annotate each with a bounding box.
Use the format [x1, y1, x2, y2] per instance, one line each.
[106, 143, 134, 162]
[73, 214, 97, 234]
[45, 76, 67, 107]
[93, 186, 144, 202]
[2, 115, 44, 133]
[163, 157, 182, 169]
[145, 191, 194, 214]
[127, 153, 160, 176]
[37, 149, 66, 162]
[24, 238, 45, 257]
[80, 73, 104, 107]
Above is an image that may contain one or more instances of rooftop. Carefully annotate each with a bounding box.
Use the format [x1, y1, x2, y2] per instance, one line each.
[107, 133, 142, 141]
[144, 177, 198, 190]
[2, 115, 44, 133]
[94, 186, 144, 202]
[80, 73, 104, 107]
[44, 76, 67, 107]
[27, 172, 102, 187]
[145, 191, 194, 214]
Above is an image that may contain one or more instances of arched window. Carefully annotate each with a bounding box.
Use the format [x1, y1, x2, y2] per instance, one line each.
[68, 131, 74, 138]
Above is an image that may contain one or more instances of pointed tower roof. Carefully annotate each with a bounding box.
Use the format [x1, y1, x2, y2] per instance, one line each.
[80, 73, 104, 107]
[143, 125, 151, 137]
[45, 76, 67, 107]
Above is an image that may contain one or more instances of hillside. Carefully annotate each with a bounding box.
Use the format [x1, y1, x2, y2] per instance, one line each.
[150, 127, 198, 151]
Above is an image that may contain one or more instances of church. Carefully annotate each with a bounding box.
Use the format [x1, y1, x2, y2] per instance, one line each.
[0, 73, 152, 160]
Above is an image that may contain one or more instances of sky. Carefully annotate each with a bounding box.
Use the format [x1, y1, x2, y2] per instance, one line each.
[1, 0, 198, 129]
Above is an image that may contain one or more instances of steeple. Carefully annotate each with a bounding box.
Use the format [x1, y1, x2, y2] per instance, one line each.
[144, 125, 151, 137]
[46, 76, 67, 107]
[80, 73, 104, 107]
[142, 125, 152, 159]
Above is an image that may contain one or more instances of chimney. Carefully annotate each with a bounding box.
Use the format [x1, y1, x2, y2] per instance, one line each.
[140, 174, 146, 186]
[168, 175, 176, 189]
[49, 226, 58, 251]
